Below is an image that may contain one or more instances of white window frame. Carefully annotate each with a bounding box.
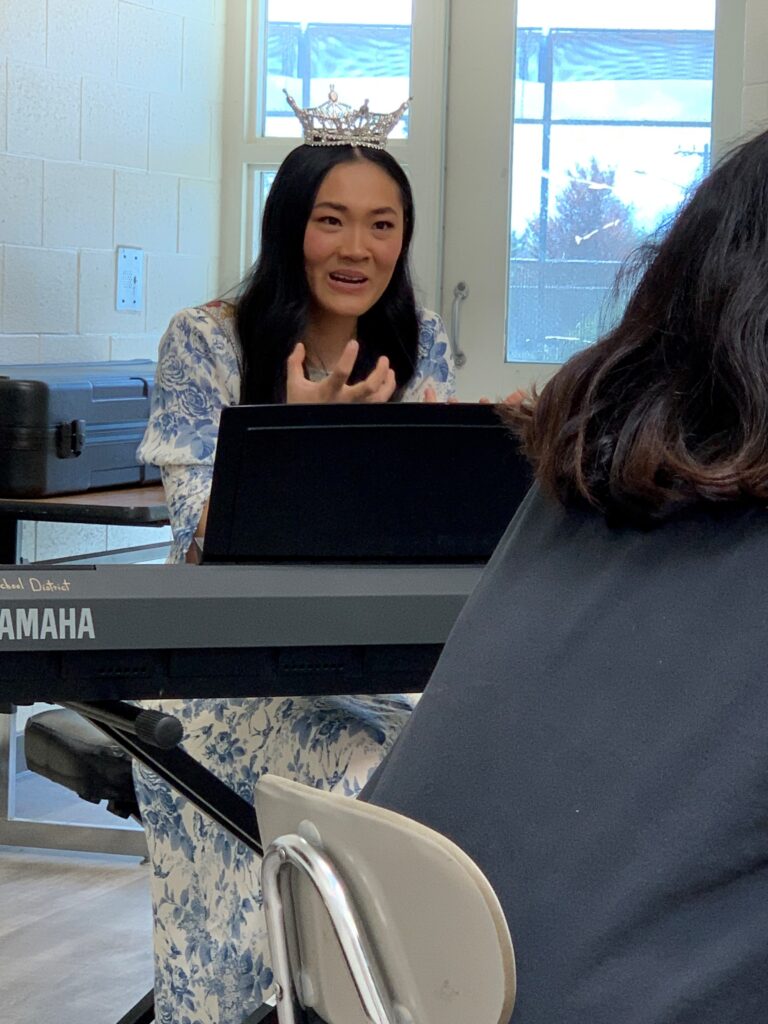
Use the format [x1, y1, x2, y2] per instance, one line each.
[440, 0, 749, 399]
[218, 0, 449, 313]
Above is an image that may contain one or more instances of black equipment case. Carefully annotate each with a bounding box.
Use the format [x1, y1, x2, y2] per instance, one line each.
[0, 360, 160, 498]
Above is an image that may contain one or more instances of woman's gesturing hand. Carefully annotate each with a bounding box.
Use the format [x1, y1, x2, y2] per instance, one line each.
[422, 386, 528, 406]
[422, 386, 458, 404]
[286, 340, 397, 404]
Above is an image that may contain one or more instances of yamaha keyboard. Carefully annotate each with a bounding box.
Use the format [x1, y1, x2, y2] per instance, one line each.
[0, 564, 481, 704]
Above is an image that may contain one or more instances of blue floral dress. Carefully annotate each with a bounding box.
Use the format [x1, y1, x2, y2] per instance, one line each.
[134, 301, 455, 1024]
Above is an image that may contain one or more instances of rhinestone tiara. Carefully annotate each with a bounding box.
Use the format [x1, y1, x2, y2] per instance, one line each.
[284, 85, 410, 149]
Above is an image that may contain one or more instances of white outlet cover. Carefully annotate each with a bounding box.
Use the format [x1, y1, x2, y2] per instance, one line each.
[116, 246, 145, 312]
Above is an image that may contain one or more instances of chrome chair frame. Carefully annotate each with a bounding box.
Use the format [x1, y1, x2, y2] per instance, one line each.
[262, 834, 398, 1024]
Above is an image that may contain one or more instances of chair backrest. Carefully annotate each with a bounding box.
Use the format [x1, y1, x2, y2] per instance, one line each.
[255, 775, 516, 1024]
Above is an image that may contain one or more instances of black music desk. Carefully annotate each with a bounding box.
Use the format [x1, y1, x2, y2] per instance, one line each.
[0, 563, 481, 854]
[0, 484, 169, 564]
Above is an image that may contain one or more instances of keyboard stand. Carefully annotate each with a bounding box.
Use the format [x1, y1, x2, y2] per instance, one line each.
[63, 699, 263, 854]
[64, 700, 269, 1024]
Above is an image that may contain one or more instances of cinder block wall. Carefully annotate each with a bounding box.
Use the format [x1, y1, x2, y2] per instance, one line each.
[0, 0, 224, 367]
[0, 0, 225, 560]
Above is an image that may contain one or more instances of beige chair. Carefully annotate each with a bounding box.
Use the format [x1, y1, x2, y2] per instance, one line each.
[255, 775, 516, 1024]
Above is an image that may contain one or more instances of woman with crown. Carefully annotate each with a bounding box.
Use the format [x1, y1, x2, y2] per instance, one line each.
[135, 91, 455, 1024]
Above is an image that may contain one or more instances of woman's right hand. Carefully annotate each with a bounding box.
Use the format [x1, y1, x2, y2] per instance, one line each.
[286, 340, 396, 404]
[422, 386, 528, 406]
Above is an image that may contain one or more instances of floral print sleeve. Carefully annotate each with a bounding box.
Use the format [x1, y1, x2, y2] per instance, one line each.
[138, 304, 241, 562]
[401, 308, 456, 401]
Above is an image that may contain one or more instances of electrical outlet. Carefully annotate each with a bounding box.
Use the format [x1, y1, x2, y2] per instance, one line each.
[116, 246, 145, 311]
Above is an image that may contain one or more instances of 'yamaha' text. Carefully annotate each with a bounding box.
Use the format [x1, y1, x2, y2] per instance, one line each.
[0, 606, 95, 641]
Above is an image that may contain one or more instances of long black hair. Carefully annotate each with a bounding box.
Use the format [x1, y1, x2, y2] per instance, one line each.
[508, 127, 768, 525]
[235, 144, 419, 404]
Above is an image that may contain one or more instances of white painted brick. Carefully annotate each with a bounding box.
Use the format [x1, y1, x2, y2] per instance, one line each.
[146, 252, 208, 332]
[0, 334, 41, 365]
[742, 84, 768, 133]
[207, 261, 223, 304]
[115, 171, 179, 253]
[745, 0, 768, 80]
[149, 93, 211, 177]
[48, 0, 118, 79]
[3, 247, 78, 334]
[111, 333, 163, 360]
[118, 4, 183, 95]
[214, 260, 238, 299]
[155, 0, 215, 21]
[79, 249, 147, 334]
[0, 60, 7, 147]
[82, 78, 149, 169]
[35, 521, 109, 562]
[7, 64, 80, 162]
[210, 102, 223, 182]
[39, 334, 111, 362]
[179, 178, 218, 255]
[183, 16, 224, 99]
[0, 155, 43, 246]
[44, 163, 114, 250]
[745, 3, 768, 87]
[0, 0, 46, 65]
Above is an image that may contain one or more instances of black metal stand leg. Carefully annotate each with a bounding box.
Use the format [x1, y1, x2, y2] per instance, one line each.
[62, 700, 266, 1024]
[62, 700, 263, 855]
[244, 1003, 279, 1023]
[113, 984, 281, 1024]
[0, 515, 19, 565]
[115, 987, 155, 1024]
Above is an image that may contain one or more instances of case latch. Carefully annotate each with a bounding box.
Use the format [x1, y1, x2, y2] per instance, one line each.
[56, 419, 86, 459]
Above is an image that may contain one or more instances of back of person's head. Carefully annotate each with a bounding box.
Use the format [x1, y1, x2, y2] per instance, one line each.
[511, 127, 768, 526]
[236, 144, 418, 403]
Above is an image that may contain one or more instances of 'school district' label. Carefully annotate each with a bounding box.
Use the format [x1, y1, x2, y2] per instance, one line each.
[0, 576, 72, 593]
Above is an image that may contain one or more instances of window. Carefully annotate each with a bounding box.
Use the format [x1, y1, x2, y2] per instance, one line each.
[223, 1, 753, 398]
[222, 1, 446, 303]
[262, 1, 413, 139]
[440, 0, 744, 400]
[508, 5, 716, 363]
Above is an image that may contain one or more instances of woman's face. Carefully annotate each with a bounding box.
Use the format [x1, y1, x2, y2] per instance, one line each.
[303, 159, 405, 321]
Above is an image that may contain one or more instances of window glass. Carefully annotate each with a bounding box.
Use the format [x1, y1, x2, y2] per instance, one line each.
[262, 0, 413, 139]
[251, 170, 277, 264]
[508, 1, 716, 363]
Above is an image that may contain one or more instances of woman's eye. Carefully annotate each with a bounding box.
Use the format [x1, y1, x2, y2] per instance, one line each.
[318, 215, 341, 226]
[373, 220, 395, 232]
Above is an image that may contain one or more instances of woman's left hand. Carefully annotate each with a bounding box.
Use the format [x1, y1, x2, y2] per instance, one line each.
[286, 341, 396, 404]
[422, 386, 458, 404]
[422, 387, 527, 405]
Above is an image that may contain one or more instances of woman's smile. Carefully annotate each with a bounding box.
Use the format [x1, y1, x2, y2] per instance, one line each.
[327, 269, 370, 291]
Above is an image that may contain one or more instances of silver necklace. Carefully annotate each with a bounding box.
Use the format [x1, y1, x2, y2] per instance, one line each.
[305, 349, 330, 378]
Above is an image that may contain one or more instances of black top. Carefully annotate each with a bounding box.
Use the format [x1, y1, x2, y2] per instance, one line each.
[365, 485, 768, 1023]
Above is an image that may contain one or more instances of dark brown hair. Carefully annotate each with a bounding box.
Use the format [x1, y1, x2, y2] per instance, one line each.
[508, 128, 768, 526]
[235, 144, 418, 404]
